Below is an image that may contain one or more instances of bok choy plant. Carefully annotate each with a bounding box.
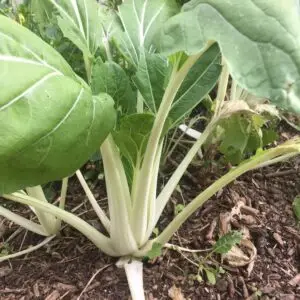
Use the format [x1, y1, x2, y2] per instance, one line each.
[1, 0, 300, 298]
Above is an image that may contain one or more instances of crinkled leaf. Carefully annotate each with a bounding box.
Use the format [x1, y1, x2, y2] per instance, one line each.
[293, 196, 300, 221]
[113, 113, 171, 168]
[159, 0, 300, 112]
[218, 114, 268, 165]
[112, 114, 156, 167]
[92, 59, 137, 113]
[116, 0, 179, 67]
[213, 231, 243, 254]
[146, 242, 162, 260]
[47, 0, 102, 57]
[0, 16, 116, 194]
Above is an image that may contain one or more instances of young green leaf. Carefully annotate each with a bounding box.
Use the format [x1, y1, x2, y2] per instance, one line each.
[133, 51, 169, 113]
[112, 114, 156, 167]
[292, 196, 300, 221]
[146, 242, 162, 260]
[213, 231, 243, 254]
[204, 268, 216, 285]
[159, 0, 300, 112]
[92, 59, 137, 113]
[46, 0, 102, 57]
[0, 16, 116, 194]
[116, 0, 179, 67]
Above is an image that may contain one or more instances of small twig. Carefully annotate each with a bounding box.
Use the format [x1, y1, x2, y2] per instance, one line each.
[164, 243, 212, 253]
[0, 235, 56, 262]
[77, 264, 112, 300]
[240, 205, 260, 216]
[265, 169, 299, 178]
[205, 218, 218, 240]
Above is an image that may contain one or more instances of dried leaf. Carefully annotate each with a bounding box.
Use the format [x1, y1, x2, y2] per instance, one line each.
[288, 274, 300, 286]
[223, 239, 257, 267]
[0, 267, 12, 278]
[168, 285, 186, 300]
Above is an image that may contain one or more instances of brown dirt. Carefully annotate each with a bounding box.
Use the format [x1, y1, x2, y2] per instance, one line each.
[0, 126, 300, 300]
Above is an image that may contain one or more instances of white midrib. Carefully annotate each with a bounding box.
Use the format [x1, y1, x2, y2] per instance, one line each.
[49, 0, 87, 43]
[139, 0, 148, 46]
[0, 71, 62, 112]
[0, 32, 63, 74]
[71, 0, 86, 39]
[35, 88, 84, 142]
[143, 3, 166, 43]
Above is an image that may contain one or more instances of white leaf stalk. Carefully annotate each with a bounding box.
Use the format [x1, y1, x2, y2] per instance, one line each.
[1, 181, 68, 237]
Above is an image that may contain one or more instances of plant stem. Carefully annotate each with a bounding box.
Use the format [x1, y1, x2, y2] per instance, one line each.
[215, 59, 229, 116]
[230, 79, 237, 101]
[84, 55, 92, 83]
[153, 145, 300, 246]
[76, 170, 111, 233]
[3, 192, 118, 256]
[137, 91, 144, 113]
[132, 53, 203, 245]
[26, 186, 58, 235]
[148, 120, 217, 238]
[0, 235, 56, 262]
[101, 135, 138, 255]
[59, 177, 68, 210]
[0, 204, 47, 236]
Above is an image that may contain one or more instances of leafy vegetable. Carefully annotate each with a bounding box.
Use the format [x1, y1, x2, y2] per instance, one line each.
[2, 2, 300, 300]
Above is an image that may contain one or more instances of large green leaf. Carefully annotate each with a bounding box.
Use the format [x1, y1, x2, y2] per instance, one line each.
[116, 0, 179, 67]
[47, 0, 102, 57]
[159, 0, 300, 112]
[91, 59, 137, 113]
[0, 16, 116, 194]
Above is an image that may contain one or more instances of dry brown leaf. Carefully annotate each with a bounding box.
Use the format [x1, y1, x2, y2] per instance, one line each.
[223, 239, 257, 268]
[0, 267, 12, 278]
[168, 285, 186, 300]
[288, 274, 300, 286]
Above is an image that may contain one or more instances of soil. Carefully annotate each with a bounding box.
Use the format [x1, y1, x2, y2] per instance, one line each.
[0, 124, 300, 300]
